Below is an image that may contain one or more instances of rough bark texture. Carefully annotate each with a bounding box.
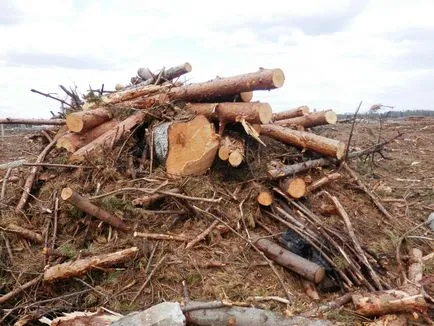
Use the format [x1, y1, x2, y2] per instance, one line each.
[279, 177, 307, 199]
[66, 108, 112, 133]
[268, 158, 331, 180]
[44, 247, 139, 282]
[251, 233, 325, 283]
[275, 110, 337, 128]
[273, 106, 310, 121]
[2, 223, 43, 244]
[61, 187, 130, 231]
[260, 124, 345, 160]
[0, 118, 65, 125]
[196, 91, 254, 103]
[306, 172, 341, 193]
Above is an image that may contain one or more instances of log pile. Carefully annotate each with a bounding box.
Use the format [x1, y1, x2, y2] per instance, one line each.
[0, 62, 432, 325]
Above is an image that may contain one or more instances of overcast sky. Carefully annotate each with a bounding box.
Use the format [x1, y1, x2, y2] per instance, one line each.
[1, 0, 433, 118]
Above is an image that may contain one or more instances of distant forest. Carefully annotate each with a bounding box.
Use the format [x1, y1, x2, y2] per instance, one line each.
[338, 110, 434, 120]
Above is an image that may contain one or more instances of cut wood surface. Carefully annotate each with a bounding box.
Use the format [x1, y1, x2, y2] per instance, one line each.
[57, 120, 118, 152]
[61, 187, 130, 231]
[257, 189, 273, 206]
[251, 233, 325, 283]
[70, 111, 146, 162]
[66, 108, 112, 133]
[272, 105, 310, 121]
[44, 247, 139, 282]
[218, 135, 245, 167]
[275, 110, 337, 128]
[260, 124, 345, 160]
[307, 172, 341, 193]
[279, 177, 306, 199]
[268, 158, 331, 180]
[0, 118, 66, 125]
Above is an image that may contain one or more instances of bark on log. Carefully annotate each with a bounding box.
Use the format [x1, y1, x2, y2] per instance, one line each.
[0, 118, 65, 125]
[218, 135, 245, 167]
[153, 115, 220, 176]
[194, 91, 253, 103]
[275, 110, 337, 128]
[57, 120, 118, 152]
[251, 233, 325, 283]
[301, 279, 320, 300]
[268, 158, 331, 180]
[66, 108, 112, 133]
[137, 62, 192, 83]
[279, 177, 307, 199]
[260, 124, 345, 160]
[61, 187, 130, 232]
[70, 111, 146, 162]
[306, 172, 341, 193]
[43, 247, 139, 282]
[2, 223, 43, 244]
[273, 106, 310, 121]
[132, 188, 180, 207]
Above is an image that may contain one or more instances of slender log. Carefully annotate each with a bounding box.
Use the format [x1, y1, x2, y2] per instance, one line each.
[251, 233, 325, 283]
[137, 62, 192, 83]
[57, 120, 118, 152]
[0, 118, 65, 125]
[306, 172, 341, 193]
[61, 187, 130, 232]
[15, 139, 57, 213]
[132, 188, 180, 207]
[301, 279, 320, 300]
[185, 220, 219, 249]
[218, 135, 245, 167]
[260, 124, 345, 159]
[279, 177, 306, 199]
[268, 158, 331, 180]
[66, 108, 112, 133]
[1, 223, 43, 244]
[133, 231, 189, 242]
[275, 110, 337, 128]
[70, 111, 146, 162]
[44, 247, 139, 282]
[0, 275, 43, 305]
[273, 106, 310, 121]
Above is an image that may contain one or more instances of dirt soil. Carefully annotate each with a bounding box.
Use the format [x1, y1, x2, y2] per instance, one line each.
[0, 118, 433, 325]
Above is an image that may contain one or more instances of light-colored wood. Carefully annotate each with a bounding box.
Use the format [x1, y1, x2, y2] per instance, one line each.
[301, 279, 320, 300]
[408, 248, 423, 284]
[260, 124, 345, 160]
[66, 108, 112, 133]
[44, 247, 139, 282]
[133, 232, 189, 242]
[267, 158, 330, 180]
[218, 135, 245, 167]
[275, 110, 337, 128]
[306, 172, 341, 193]
[257, 190, 273, 206]
[273, 106, 310, 121]
[279, 177, 306, 199]
[137, 62, 192, 83]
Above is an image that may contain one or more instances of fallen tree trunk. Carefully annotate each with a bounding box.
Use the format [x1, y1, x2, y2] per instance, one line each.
[70, 111, 146, 162]
[57, 120, 118, 152]
[218, 135, 245, 167]
[259, 124, 345, 160]
[272, 106, 310, 121]
[153, 115, 220, 176]
[251, 233, 325, 283]
[132, 188, 180, 207]
[0, 118, 65, 125]
[267, 158, 331, 180]
[275, 110, 337, 128]
[1, 223, 43, 244]
[66, 108, 112, 133]
[44, 247, 139, 282]
[306, 172, 341, 193]
[279, 177, 306, 199]
[61, 187, 130, 232]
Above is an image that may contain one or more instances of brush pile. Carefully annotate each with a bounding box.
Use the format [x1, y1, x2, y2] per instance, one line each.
[0, 63, 432, 325]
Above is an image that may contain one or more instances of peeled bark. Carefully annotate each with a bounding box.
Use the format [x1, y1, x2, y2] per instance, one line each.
[268, 158, 331, 180]
[275, 110, 337, 128]
[306, 172, 341, 193]
[279, 177, 306, 199]
[218, 135, 245, 167]
[61, 187, 130, 232]
[153, 115, 220, 176]
[251, 233, 325, 283]
[57, 120, 118, 152]
[66, 108, 112, 133]
[44, 247, 139, 282]
[260, 124, 345, 160]
[273, 106, 310, 121]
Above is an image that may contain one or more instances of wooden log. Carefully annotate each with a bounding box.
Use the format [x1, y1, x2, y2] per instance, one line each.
[279, 177, 306, 199]
[273, 105, 310, 121]
[194, 91, 253, 103]
[0, 118, 65, 125]
[153, 115, 219, 176]
[1, 223, 43, 244]
[66, 108, 112, 133]
[61, 187, 130, 232]
[408, 248, 423, 284]
[268, 158, 331, 180]
[137, 62, 192, 83]
[218, 135, 245, 167]
[44, 247, 139, 282]
[301, 279, 320, 301]
[56, 120, 118, 152]
[70, 111, 146, 162]
[275, 110, 337, 128]
[256, 188, 273, 206]
[259, 124, 345, 160]
[306, 172, 341, 193]
[251, 233, 325, 283]
[133, 232, 189, 242]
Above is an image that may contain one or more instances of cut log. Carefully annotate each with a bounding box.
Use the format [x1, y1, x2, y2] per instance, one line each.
[279, 177, 306, 199]
[44, 247, 139, 282]
[301, 279, 320, 300]
[260, 124, 345, 160]
[194, 91, 253, 103]
[275, 110, 337, 128]
[218, 135, 245, 167]
[70, 111, 146, 162]
[257, 189, 273, 206]
[61, 187, 130, 232]
[251, 233, 325, 283]
[57, 120, 118, 152]
[2, 223, 43, 244]
[306, 172, 341, 193]
[66, 108, 112, 133]
[132, 188, 180, 207]
[153, 115, 219, 176]
[0, 118, 65, 125]
[268, 158, 331, 180]
[273, 106, 310, 121]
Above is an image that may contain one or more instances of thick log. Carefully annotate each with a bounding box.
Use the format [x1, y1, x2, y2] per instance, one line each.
[61, 187, 130, 231]
[0, 118, 65, 125]
[306, 172, 341, 193]
[260, 124, 345, 160]
[132, 188, 180, 207]
[268, 158, 331, 180]
[273, 105, 310, 121]
[275, 110, 337, 128]
[2, 223, 43, 244]
[194, 91, 253, 103]
[218, 135, 245, 167]
[70, 111, 146, 162]
[44, 247, 139, 282]
[251, 233, 325, 283]
[66, 108, 112, 133]
[153, 115, 220, 176]
[56, 120, 118, 152]
[279, 177, 306, 199]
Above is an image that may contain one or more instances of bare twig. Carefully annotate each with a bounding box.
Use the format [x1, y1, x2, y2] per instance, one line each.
[344, 101, 362, 162]
[30, 89, 73, 108]
[185, 220, 219, 249]
[0, 275, 43, 305]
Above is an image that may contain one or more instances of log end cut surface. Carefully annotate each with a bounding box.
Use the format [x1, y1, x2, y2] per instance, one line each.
[257, 191, 273, 206]
[61, 187, 74, 200]
[324, 110, 338, 125]
[281, 177, 306, 199]
[272, 69, 285, 88]
[65, 114, 84, 133]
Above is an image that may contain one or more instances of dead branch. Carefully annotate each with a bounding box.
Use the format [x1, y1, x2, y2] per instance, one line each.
[1, 223, 43, 244]
[1, 168, 12, 200]
[185, 220, 219, 249]
[0, 275, 43, 305]
[268, 158, 331, 180]
[133, 231, 189, 242]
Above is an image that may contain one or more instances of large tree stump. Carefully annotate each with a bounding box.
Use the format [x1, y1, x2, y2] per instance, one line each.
[275, 110, 337, 128]
[66, 108, 112, 133]
[272, 106, 310, 121]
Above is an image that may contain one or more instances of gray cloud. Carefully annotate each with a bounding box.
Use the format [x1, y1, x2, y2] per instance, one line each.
[0, 1, 21, 25]
[6, 51, 115, 70]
